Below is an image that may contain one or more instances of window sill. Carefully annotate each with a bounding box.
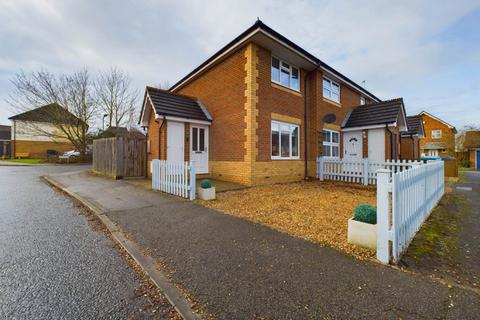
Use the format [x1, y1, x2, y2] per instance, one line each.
[271, 82, 302, 96]
[271, 157, 301, 160]
[322, 97, 342, 108]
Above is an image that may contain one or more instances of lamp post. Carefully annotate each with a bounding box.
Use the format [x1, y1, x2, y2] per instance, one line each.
[102, 114, 108, 131]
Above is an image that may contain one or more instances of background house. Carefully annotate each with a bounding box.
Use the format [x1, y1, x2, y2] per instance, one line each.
[9, 104, 77, 158]
[457, 130, 480, 169]
[419, 111, 457, 157]
[400, 115, 425, 160]
[0, 125, 11, 159]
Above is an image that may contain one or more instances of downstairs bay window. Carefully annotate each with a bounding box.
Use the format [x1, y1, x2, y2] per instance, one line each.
[322, 129, 339, 158]
[271, 121, 300, 159]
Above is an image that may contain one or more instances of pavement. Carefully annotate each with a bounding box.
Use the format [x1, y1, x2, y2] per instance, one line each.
[402, 171, 480, 289]
[44, 170, 480, 319]
[0, 165, 175, 319]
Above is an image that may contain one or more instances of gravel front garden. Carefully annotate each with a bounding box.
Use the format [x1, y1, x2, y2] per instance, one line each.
[198, 180, 377, 259]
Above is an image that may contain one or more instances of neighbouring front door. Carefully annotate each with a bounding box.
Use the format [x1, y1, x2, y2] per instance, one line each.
[477, 150, 480, 169]
[343, 131, 363, 161]
[190, 125, 209, 174]
[167, 121, 185, 162]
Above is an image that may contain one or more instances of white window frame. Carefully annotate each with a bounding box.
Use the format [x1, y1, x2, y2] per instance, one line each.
[271, 120, 300, 160]
[271, 56, 300, 91]
[323, 77, 341, 103]
[431, 129, 442, 139]
[322, 129, 340, 158]
[360, 95, 366, 105]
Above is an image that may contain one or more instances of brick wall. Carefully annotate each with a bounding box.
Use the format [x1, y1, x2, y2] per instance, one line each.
[12, 140, 74, 158]
[420, 114, 456, 156]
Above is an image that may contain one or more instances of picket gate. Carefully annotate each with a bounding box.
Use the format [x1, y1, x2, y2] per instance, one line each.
[376, 161, 445, 263]
[151, 160, 196, 200]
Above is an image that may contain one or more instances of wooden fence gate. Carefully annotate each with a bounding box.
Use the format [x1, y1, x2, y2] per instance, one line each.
[93, 136, 146, 179]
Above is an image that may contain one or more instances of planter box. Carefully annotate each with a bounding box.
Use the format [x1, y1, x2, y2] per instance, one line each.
[198, 187, 216, 200]
[347, 218, 376, 249]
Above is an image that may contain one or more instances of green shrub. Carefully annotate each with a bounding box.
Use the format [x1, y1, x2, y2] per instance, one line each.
[353, 204, 377, 224]
[200, 179, 212, 189]
[460, 159, 470, 168]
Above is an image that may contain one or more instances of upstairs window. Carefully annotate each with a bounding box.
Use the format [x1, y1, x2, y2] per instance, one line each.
[271, 57, 300, 91]
[322, 129, 340, 158]
[360, 96, 366, 105]
[271, 120, 300, 159]
[432, 129, 442, 139]
[323, 78, 340, 103]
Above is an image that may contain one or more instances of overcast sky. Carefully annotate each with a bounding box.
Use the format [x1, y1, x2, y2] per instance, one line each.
[1, 0, 479, 129]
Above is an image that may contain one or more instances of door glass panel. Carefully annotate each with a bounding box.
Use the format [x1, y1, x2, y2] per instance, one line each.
[192, 127, 198, 151]
[199, 128, 205, 151]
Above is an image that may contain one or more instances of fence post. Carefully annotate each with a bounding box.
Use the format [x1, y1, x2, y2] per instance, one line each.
[189, 161, 196, 200]
[318, 157, 324, 181]
[376, 169, 391, 264]
[363, 159, 369, 186]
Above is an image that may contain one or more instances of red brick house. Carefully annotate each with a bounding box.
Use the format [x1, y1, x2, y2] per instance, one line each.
[140, 20, 409, 186]
[419, 111, 457, 157]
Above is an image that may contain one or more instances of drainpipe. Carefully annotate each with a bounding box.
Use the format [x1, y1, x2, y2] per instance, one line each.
[303, 65, 320, 180]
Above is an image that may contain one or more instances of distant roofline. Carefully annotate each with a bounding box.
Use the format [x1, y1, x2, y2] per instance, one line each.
[169, 20, 380, 102]
[420, 111, 457, 133]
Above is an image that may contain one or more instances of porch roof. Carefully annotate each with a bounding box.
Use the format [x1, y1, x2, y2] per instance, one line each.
[402, 115, 425, 137]
[342, 98, 407, 130]
[421, 142, 447, 150]
[141, 87, 211, 125]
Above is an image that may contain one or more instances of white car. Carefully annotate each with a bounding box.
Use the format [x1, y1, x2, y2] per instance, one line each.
[59, 150, 80, 162]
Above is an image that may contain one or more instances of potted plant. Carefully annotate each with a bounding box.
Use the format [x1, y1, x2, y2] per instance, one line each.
[198, 179, 216, 200]
[347, 204, 377, 249]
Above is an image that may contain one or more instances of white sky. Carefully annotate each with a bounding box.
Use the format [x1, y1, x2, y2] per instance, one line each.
[1, 0, 479, 129]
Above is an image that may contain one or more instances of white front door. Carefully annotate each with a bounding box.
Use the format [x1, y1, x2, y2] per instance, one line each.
[368, 129, 385, 162]
[343, 131, 363, 161]
[190, 125, 209, 173]
[167, 121, 184, 162]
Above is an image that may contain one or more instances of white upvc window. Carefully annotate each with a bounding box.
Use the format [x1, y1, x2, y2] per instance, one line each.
[322, 129, 340, 158]
[323, 77, 340, 103]
[271, 120, 300, 159]
[360, 95, 366, 105]
[431, 129, 442, 139]
[271, 56, 300, 91]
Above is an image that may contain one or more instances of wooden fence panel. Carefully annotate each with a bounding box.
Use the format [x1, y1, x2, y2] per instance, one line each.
[93, 136, 146, 179]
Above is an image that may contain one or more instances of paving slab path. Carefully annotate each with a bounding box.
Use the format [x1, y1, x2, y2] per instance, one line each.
[48, 170, 480, 319]
[402, 171, 480, 289]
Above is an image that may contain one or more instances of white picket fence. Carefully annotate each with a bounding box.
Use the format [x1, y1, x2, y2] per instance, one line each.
[376, 160, 445, 264]
[151, 160, 196, 200]
[316, 157, 422, 185]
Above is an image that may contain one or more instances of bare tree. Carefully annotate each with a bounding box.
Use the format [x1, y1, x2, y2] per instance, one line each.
[95, 67, 138, 128]
[8, 69, 97, 155]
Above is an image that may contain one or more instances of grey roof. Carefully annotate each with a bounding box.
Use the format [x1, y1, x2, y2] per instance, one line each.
[402, 115, 423, 136]
[8, 103, 83, 125]
[343, 98, 404, 129]
[146, 87, 211, 122]
[0, 125, 10, 141]
[422, 142, 447, 150]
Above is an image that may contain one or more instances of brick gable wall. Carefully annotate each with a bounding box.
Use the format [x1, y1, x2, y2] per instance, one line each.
[420, 114, 456, 157]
